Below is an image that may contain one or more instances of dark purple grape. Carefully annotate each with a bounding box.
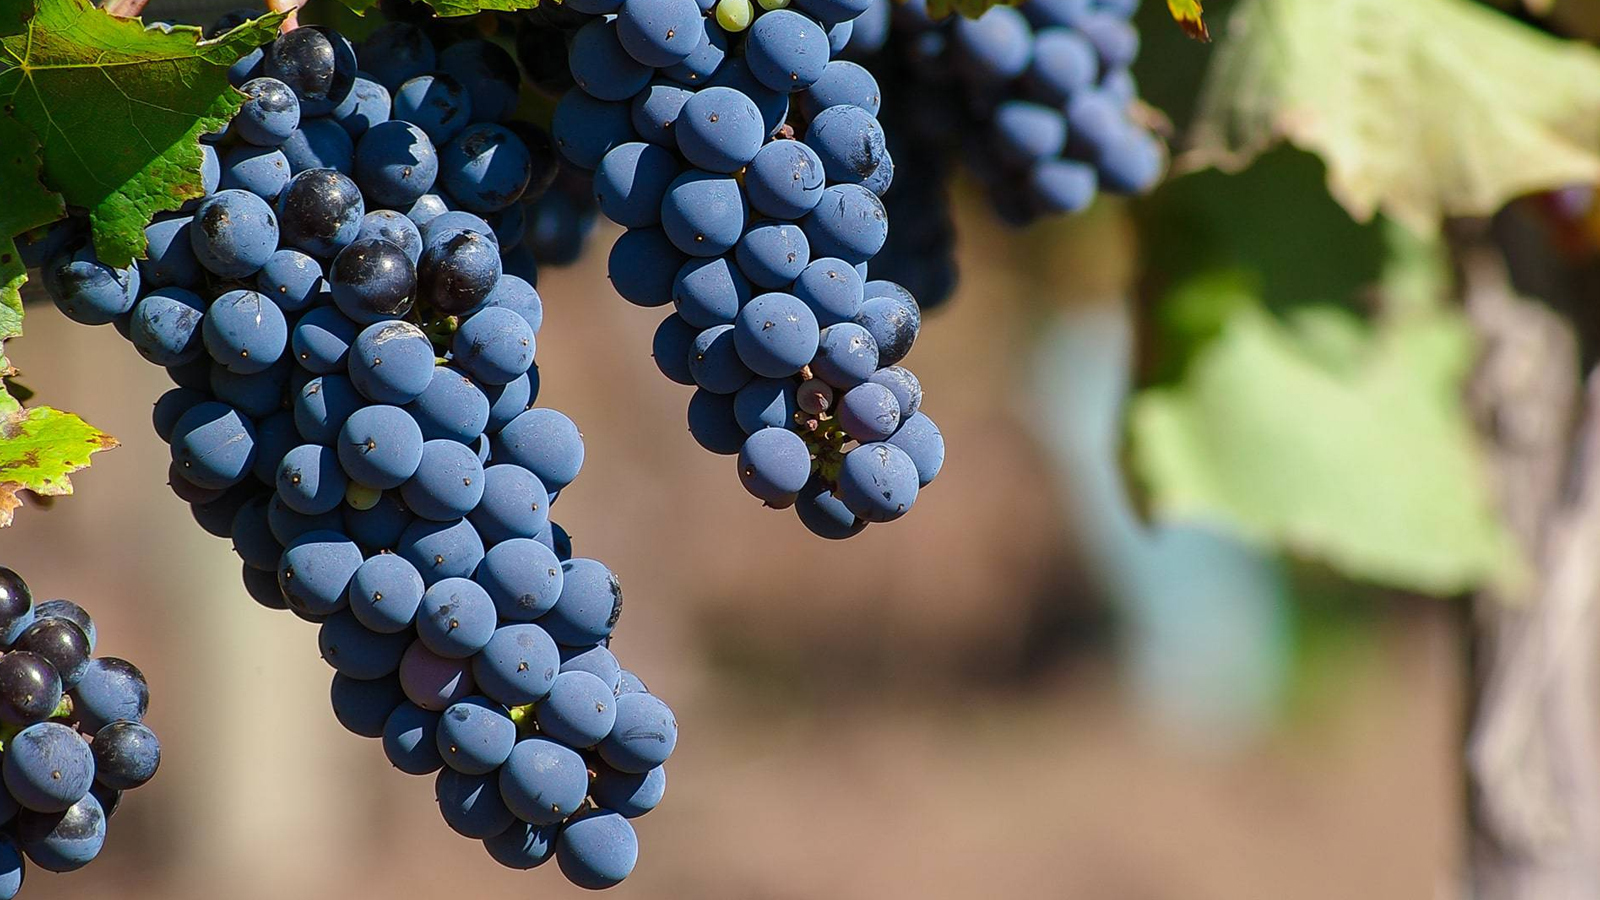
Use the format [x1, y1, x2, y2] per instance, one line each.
[516, 20, 578, 97]
[417, 229, 501, 314]
[70, 658, 148, 733]
[264, 26, 357, 117]
[12, 619, 90, 689]
[90, 721, 161, 791]
[34, 600, 94, 652]
[330, 238, 417, 324]
[358, 22, 437, 91]
[504, 122, 560, 202]
[0, 652, 62, 727]
[90, 782, 121, 820]
[277, 169, 365, 259]
[0, 567, 34, 647]
[438, 39, 522, 123]
[15, 791, 104, 872]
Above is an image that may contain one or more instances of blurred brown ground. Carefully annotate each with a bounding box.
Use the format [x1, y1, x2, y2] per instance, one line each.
[0, 209, 1460, 899]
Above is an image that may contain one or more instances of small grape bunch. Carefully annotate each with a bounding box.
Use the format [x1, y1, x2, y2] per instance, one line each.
[533, 0, 947, 537]
[0, 567, 160, 898]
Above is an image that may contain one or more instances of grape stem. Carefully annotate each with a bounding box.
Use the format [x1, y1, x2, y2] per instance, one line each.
[798, 410, 848, 485]
[417, 314, 461, 357]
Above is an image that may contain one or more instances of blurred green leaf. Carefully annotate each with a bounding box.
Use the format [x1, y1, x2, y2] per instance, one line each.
[1130, 302, 1521, 595]
[1152, 268, 1259, 378]
[1278, 559, 1391, 724]
[1186, 0, 1600, 233]
[1375, 219, 1452, 319]
[1139, 148, 1389, 383]
[1143, 149, 1388, 316]
[0, 0, 283, 266]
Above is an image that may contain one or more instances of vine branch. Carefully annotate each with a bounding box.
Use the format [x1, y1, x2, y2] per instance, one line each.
[1459, 229, 1600, 899]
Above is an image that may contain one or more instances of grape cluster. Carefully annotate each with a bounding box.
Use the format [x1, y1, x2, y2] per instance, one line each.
[0, 568, 159, 898]
[526, 0, 946, 537]
[845, 0, 1163, 307]
[43, 23, 675, 889]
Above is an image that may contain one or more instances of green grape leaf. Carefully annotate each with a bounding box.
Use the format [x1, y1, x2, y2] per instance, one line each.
[1167, 0, 1209, 41]
[0, 114, 64, 298]
[425, 0, 538, 16]
[0, 0, 284, 266]
[1129, 301, 1522, 596]
[0, 4, 25, 34]
[336, 0, 539, 16]
[1, 244, 28, 397]
[1185, 0, 1600, 233]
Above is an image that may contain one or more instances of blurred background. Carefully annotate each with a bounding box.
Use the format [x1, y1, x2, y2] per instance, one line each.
[21, 0, 1600, 896]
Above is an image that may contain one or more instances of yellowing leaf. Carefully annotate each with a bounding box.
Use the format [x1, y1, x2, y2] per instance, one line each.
[0, 0, 283, 265]
[0, 262, 119, 527]
[0, 235, 118, 527]
[0, 404, 117, 527]
[0, 263, 22, 350]
[1130, 303, 1521, 595]
[1185, 0, 1600, 233]
[1167, 0, 1209, 41]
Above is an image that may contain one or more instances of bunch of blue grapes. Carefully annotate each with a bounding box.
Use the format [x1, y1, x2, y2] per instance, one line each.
[0, 568, 160, 898]
[527, 0, 946, 538]
[41, 22, 675, 888]
[844, 0, 1163, 307]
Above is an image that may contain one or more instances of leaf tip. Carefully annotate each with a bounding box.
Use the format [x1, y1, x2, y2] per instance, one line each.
[1167, 0, 1209, 42]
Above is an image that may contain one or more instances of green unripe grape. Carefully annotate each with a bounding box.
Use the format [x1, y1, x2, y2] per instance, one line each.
[717, 0, 754, 31]
[345, 481, 382, 511]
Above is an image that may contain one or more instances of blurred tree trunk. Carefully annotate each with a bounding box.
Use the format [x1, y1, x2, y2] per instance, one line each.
[1462, 239, 1600, 900]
